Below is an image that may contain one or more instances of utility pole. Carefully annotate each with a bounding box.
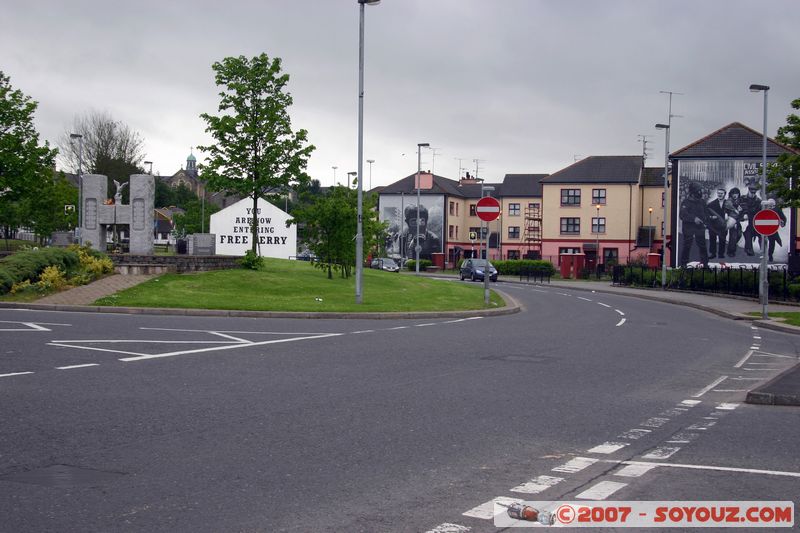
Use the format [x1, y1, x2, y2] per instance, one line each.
[430, 148, 441, 175]
[473, 159, 486, 180]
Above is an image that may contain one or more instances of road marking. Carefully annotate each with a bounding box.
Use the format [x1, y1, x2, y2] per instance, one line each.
[688, 420, 716, 430]
[208, 331, 250, 343]
[749, 346, 760, 350]
[615, 463, 656, 478]
[351, 330, 374, 334]
[618, 428, 651, 440]
[734, 350, 754, 368]
[576, 481, 627, 500]
[597, 302, 612, 308]
[614, 309, 625, 316]
[753, 336, 761, 340]
[753, 352, 797, 359]
[48, 343, 149, 357]
[642, 446, 681, 460]
[716, 402, 740, 410]
[387, 326, 408, 330]
[742, 367, 772, 371]
[553, 457, 598, 473]
[556, 292, 571, 296]
[0, 371, 34, 378]
[426, 524, 471, 533]
[667, 432, 699, 444]
[660, 408, 686, 417]
[52, 339, 238, 344]
[746, 362, 787, 366]
[119, 333, 343, 362]
[692, 376, 727, 397]
[463, 497, 522, 520]
[577, 297, 592, 302]
[531, 289, 548, 293]
[616, 318, 626, 327]
[598, 459, 800, 478]
[510, 475, 563, 494]
[56, 363, 99, 370]
[588, 442, 628, 454]
[681, 399, 702, 406]
[640, 417, 670, 428]
[713, 389, 748, 392]
[415, 323, 436, 327]
[139, 327, 334, 335]
[731, 377, 762, 381]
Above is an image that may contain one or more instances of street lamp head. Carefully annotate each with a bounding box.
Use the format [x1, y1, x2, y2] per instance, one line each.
[655, 123, 670, 130]
[749, 84, 770, 92]
[358, 0, 380, 4]
[366, 159, 375, 164]
[648, 207, 653, 213]
[69, 133, 82, 139]
[418, 142, 430, 148]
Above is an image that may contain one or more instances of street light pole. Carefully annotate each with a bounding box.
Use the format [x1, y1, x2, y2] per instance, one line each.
[366, 159, 375, 191]
[750, 83, 770, 320]
[655, 123, 671, 289]
[355, 0, 380, 304]
[332, 166, 337, 187]
[415, 142, 430, 275]
[70, 133, 83, 245]
[595, 204, 601, 274]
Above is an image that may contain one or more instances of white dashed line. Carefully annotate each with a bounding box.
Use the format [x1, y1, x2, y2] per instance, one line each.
[0, 371, 34, 378]
[553, 457, 598, 473]
[688, 420, 717, 430]
[754, 352, 796, 359]
[577, 297, 592, 302]
[556, 292, 571, 296]
[618, 428, 651, 440]
[640, 417, 670, 428]
[667, 432, 699, 444]
[614, 309, 625, 316]
[598, 459, 800, 478]
[615, 463, 656, 478]
[734, 350, 754, 368]
[576, 481, 627, 500]
[616, 318, 626, 327]
[716, 402, 740, 410]
[463, 497, 522, 520]
[588, 442, 628, 454]
[426, 523, 471, 533]
[351, 330, 374, 334]
[681, 399, 702, 406]
[56, 364, 99, 370]
[692, 376, 727, 397]
[597, 302, 612, 308]
[642, 446, 681, 460]
[387, 326, 409, 330]
[510, 475, 563, 494]
[415, 323, 436, 327]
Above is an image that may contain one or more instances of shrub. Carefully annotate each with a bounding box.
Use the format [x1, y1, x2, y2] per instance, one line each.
[36, 265, 67, 292]
[0, 248, 79, 295]
[405, 259, 432, 271]
[10, 279, 33, 294]
[239, 249, 264, 270]
[493, 259, 555, 277]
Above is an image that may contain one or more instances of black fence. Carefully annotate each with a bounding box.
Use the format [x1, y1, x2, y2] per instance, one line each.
[518, 267, 551, 284]
[612, 264, 796, 301]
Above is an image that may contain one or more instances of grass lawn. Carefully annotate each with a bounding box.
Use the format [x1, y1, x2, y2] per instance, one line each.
[93, 258, 506, 312]
[749, 311, 800, 327]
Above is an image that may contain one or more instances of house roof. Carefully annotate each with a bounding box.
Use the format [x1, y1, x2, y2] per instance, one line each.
[640, 167, 666, 187]
[500, 174, 548, 197]
[541, 155, 643, 184]
[379, 173, 503, 198]
[671, 121, 799, 158]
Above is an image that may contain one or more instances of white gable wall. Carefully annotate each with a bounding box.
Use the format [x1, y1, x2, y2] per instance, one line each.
[209, 197, 297, 257]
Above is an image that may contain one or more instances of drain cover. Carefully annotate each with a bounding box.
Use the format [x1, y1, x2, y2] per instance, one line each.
[0, 464, 126, 487]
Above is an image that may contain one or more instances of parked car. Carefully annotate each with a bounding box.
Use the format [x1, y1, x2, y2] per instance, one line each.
[459, 258, 498, 282]
[370, 257, 400, 272]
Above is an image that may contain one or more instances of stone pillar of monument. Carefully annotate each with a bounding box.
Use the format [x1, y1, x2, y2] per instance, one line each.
[129, 174, 154, 255]
[81, 174, 108, 252]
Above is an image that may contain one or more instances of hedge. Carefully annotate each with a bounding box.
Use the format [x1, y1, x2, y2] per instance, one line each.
[0, 248, 80, 294]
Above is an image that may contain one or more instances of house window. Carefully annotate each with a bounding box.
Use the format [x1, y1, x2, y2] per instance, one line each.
[448, 225, 454, 238]
[508, 250, 520, 260]
[470, 226, 484, 238]
[455, 203, 459, 216]
[509, 203, 520, 216]
[469, 204, 477, 216]
[592, 188, 606, 205]
[528, 202, 540, 209]
[604, 248, 619, 264]
[508, 226, 520, 239]
[455, 226, 458, 239]
[560, 217, 580, 234]
[592, 217, 606, 233]
[561, 189, 581, 206]
[662, 191, 665, 208]
[449, 201, 455, 215]
[559, 247, 581, 255]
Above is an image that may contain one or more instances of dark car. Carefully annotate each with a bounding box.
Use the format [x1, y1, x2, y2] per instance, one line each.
[459, 258, 498, 282]
[370, 257, 400, 272]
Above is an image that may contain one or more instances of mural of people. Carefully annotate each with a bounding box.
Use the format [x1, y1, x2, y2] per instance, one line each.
[379, 195, 444, 262]
[678, 181, 709, 267]
[403, 205, 441, 261]
[706, 187, 727, 259]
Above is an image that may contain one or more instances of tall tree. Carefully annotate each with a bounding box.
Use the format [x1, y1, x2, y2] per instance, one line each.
[59, 110, 146, 197]
[198, 53, 314, 255]
[0, 71, 58, 247]
[767, 98, 800, 206]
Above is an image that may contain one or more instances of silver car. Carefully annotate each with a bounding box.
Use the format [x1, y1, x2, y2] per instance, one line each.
[370, 257, 400, 272]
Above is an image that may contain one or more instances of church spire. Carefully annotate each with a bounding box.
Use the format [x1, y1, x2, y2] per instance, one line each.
[187, 147, 197, 177]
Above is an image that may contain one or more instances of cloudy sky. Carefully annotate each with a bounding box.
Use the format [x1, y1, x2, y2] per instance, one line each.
[2, 0, 798, 188]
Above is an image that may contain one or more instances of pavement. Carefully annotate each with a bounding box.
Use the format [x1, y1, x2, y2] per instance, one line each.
[1, 272, 797, 406]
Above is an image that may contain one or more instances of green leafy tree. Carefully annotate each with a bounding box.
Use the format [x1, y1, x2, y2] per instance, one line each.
[173, 198, 220, 235]
[767, 97, 800, 206]
[154, 178, 175, 208]
[0, 71, 58, 248]
[198, 53, 314, 256]
[25, 171, 78, 243]
[291, 186, 386, 279]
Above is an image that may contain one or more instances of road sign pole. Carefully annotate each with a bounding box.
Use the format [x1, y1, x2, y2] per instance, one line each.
[753, 207, 782, 320]
[483, 219, 490, 305]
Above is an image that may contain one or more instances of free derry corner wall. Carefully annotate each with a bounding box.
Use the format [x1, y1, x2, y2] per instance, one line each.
[209, 197, 297, 257]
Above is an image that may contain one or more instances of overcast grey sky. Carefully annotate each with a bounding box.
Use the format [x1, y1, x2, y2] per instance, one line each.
[2, 0, 798, 188]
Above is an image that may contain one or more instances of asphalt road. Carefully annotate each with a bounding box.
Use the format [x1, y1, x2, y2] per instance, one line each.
[0, 281, 798, 532]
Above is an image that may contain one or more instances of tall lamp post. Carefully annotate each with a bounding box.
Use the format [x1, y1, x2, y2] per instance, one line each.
[648, 206, 654, 246]
[750, 83, 770, 320]
[70, 133, 83, 244]
[347, 171, 357, 189]
[332, 166, 338, 187]
[415, 142, 430, 274]
[144, 161, 153, 175]
[366, 159, 375, 191]
[655, 123, 670, 289]
[355, 0, 380, 304]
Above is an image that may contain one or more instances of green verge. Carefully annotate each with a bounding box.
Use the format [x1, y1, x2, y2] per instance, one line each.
[748, 312, 800, 327]
[93, 258, 506, 312]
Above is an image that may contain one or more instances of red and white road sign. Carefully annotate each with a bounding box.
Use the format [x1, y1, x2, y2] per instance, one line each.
[752, 209, 781, 236]
[476, 196, 501, 222]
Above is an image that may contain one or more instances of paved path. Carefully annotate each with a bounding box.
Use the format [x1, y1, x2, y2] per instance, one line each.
[32, 274, 156, 305]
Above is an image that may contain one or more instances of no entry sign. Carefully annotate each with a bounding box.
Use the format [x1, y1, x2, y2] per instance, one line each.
[476, 196, 501, 222]
[752, 209, 781, 236]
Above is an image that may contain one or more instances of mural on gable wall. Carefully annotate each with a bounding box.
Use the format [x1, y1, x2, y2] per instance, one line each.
[675, 159, 790, 267]
[379, 194, 444, 262]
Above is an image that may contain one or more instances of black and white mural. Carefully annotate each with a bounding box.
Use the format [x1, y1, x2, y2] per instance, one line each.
[675, 159, 790, 267]
[379, 194, 444, 262]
